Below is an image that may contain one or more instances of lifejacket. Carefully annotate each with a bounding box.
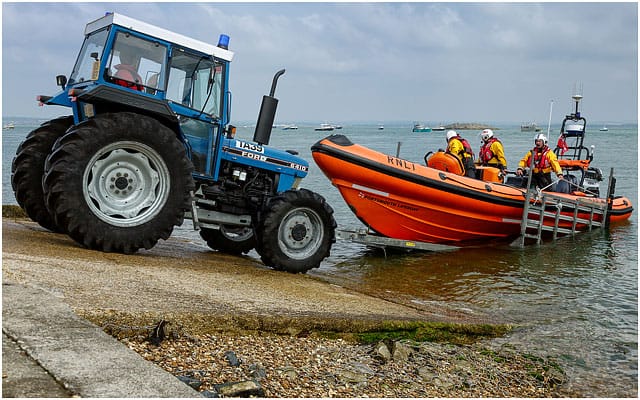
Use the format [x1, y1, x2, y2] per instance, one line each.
[479, 137, 501, 164]
[453, 136, 474, 159]
[113, 64, 144, 91]
[528, 146, 553, 173]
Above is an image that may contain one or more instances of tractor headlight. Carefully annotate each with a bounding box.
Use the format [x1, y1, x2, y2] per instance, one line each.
[83, 103, 95, 118]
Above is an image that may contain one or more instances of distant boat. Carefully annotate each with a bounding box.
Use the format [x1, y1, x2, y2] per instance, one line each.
[599, 126, 609, 132]
[432, 125, 446, 131]
[334, 125, 343, 130]
[282, 125, 298, 130]
[412, 123, 431, 133]
[315, 123, 335, 131]
[3, 121, 15, 130]
[378, 125, 384, 130]
[521, 122, 541, 132]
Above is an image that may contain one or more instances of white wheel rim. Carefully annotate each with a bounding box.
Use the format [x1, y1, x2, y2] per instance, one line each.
[277, 207, 324, 260]
[83, 141, 170, 227]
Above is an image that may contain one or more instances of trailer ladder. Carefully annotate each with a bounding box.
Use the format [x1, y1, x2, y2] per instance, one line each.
[512, 168, 615, 247]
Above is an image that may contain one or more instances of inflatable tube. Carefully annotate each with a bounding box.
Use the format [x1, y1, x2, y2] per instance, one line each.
[427, 152, 464, 175]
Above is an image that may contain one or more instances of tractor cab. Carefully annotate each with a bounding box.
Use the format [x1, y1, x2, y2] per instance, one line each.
[44, 12, 234, 179]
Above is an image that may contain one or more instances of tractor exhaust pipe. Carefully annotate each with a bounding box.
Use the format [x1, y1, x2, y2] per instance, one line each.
[253, 69, 285, 145]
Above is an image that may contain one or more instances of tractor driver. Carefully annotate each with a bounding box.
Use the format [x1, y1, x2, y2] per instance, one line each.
[112, 46, 144, 91]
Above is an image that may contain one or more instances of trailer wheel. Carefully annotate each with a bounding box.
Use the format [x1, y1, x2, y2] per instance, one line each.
[43, 112, 194, 254]
[257, 189, 336, 273]
[200, 225, 256, 255]
[11, 116, 74, 232]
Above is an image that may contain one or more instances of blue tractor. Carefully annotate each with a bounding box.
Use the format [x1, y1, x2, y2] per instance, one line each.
[11, 13, 336, 273]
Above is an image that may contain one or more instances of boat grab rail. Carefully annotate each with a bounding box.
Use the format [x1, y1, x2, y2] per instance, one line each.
[537, 176, 599, 197]
[555, 144, 593, 162]
[439, 171, 529, 198]
[439, 168, 539, 198]
[503, 168, 599, 197]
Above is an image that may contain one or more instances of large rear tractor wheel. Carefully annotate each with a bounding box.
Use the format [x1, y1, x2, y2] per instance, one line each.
[256, 189, 336, 273]
[11, 116, 74, 232]
[200, 225, 256, 255]
[43, 112, 194, 254]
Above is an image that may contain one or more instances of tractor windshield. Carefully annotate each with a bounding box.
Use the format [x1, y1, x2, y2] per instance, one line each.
[107, 32, 167, 92]
[69, 29, 109, 85]
[167, 50, 224, 118]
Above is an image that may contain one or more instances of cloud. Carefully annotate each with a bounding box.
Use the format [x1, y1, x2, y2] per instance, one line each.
[2, 2, 637, 123]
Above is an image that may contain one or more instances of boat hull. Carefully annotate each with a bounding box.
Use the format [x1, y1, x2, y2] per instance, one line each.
[311, 135, 633, 246]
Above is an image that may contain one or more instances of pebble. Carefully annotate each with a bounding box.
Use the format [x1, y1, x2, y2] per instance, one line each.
[118, 332, 566, 397]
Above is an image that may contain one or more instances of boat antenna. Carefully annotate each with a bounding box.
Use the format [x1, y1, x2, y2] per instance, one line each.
[572, 94, 583, 117]
[571, 82, 583, 117]
[546, 100, 554, 136]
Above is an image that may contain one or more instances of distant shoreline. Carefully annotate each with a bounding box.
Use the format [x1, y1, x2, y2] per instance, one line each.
[444, 123, 498, 130]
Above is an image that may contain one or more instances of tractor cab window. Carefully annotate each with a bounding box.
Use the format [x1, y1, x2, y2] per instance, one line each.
[69, 28, 109, 85]
[106, 31, 167, 92]
[167, 50, 224, 118]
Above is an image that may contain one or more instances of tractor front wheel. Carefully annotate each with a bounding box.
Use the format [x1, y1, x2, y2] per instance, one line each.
[256, 189, 336, 273]
[43, 112, 194, 254]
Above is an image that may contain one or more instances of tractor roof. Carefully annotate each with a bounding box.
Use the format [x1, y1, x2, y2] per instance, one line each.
[85, 13, 234, 62]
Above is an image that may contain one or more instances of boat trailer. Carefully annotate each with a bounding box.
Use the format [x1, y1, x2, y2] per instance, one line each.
[336, 228, 460, 255]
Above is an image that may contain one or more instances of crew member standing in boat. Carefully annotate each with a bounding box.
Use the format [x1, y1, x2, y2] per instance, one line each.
[476, 129, 507, 171]
[446, 130, 476, 178]
[516, 133, 563, 190]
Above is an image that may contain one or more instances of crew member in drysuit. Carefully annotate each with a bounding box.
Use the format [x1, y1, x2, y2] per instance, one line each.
[446, 130, 476, 178]
[476, 129, 507, 171]
[516, 133, 563, 190]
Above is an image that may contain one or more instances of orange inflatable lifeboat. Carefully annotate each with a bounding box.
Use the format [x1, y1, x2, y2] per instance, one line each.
[311, 94, 632, 247]
[311, 134, 633, 246]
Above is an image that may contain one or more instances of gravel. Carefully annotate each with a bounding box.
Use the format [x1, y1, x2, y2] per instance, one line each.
[113, 328, 565, 397]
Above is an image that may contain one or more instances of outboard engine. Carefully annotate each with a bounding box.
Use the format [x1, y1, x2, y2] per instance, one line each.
[583, 168, 603, 197]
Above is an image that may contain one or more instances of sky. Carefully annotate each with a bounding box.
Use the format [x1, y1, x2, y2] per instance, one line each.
[1, 2, 638, 124]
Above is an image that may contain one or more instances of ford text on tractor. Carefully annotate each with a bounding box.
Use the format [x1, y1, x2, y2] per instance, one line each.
[11, 13, 336, 273]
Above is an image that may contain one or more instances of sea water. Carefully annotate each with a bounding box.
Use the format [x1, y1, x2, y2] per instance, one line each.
[2, 118, 637, 396]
